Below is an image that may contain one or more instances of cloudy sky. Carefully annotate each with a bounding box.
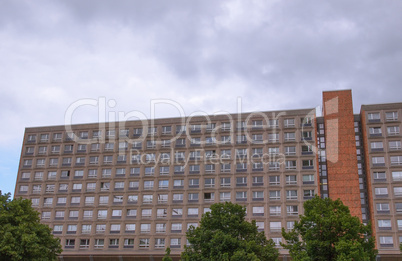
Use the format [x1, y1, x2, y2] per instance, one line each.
[1, 0, 402, 195]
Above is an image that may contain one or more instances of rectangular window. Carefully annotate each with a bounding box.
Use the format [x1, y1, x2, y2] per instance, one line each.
[386, 111, 398, 121]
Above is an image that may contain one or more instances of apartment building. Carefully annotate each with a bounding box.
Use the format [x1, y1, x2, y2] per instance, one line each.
[13, 90, 402, 260]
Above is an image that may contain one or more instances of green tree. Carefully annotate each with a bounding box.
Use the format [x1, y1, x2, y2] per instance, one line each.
[181, 202, 279, 261]
[281, 196, 377, 261]
[0, 193, 62, 261]
[162, 247, 173, 261]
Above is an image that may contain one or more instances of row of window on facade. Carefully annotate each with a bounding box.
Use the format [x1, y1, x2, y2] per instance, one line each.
[22, 157, 315, 173]
[40, 205, 301, 222]
[371, 156, 402, 166]
[26, 117, 314, 142]
[367, 111, 399, 122]
[63, 235, 402, 250]
[370, 140, 402, 151]
[25, 133, 315, 157]
[62, 236, 286, 250]
[20, 173, 316, 194]
[369, 126, 401, 136]
[63, 237, 184, 250]
[29, 187, 315, 208]
[53, 220, 295, 237]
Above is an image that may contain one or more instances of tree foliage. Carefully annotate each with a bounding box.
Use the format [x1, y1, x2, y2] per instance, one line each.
[181, 202, 279, 261]
[281, 196, 377, 261]
[162, 247, 173, 261]
[0, 193, 62, 261]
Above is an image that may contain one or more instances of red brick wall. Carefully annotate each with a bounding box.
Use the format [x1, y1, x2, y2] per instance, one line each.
[323, 90, 362, 219]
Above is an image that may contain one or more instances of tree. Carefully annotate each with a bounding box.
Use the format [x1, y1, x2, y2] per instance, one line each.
[281, 196, 377, 261]
[162, 247, 173, 261]
[0, 193, 62, 261]
[181, 202, 279, 261]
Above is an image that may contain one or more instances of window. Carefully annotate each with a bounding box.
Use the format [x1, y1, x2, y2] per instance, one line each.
[204, 192, 215, 202]
[157, 208, 168, 218]
[88, 169, 97, 178]
[174, 165, 185, 173]
[221, 135, 231, 144]
[393, 171, 402, 181]
[110, 223, 121, 233]
[371, 141, 383, 151]
[304, 189, 315, 199]
[287, 205, 298, 216]
[67, 224, 77, 233]
[130, 167, 140, 176]
[372, 156, 385, 166]
[109, 239, 119, 248]
[112, 210, 122, 218]
[270, 221, 282, 232]
[236, 191, 247, 201]
[284, 118, 295, 127]
[129, 181, 139, 190]
[157, 194, 168, 205]
[286, 190, 298, 200]
[36, 159, 45, 167]
[303, 174, 315, 184]
[221, 163, 231, 173]
[34, 171, 44, 180]
[142, 209, 152, 218]
[159, 180, 169, 189]
[368, 112, 380, 121]
[204, 178, 214, 188]
[378, 219, 392, 230]
[268, 119, 279, 128]
[72, 183, 82, 191]
[252, 206, 264, 216]
[252, 176, 263, 186]
[269, 147, 279, 155]
[32, 185, 42, 193]
[188, 178, 199, 188]
[269, 206, 281, 216]
[236, 163, 247, 171]
[268, 133, 279, 142]
[189, 150, 201, 160]
[253, 191, 264, 201]
[176, 138, 186, 147]
[388, 126, 400, 136]
[189, 165, 200, 173]
[96, 224, 106, 233]
[173, 179, 184, 188]
[221, 177, 231, 187]
[127, 195, 138, 204]
[287, 221, 295, 230]
[71, 196, 80, 204]
[188, 208, 199, 216]
[390, 140, 402, 150]
[386, 111, 398, 121]
[173, 193, 183, 202]
[97, 210, 108, 219]
[125, 224, 136, 233]
[142, 195, 153, 204]
[205, 164, 215, 173]
[55, 211, 65, 219]
[170, 238, 181, 248]
[269, 175, 280, 185]
[394, 187, 402, 197]
[375, 187, 388, 197]
[81, 224, 92, 234]
[91, 143, 100, 151]
[83, 210, 93, 219]
[379, 236, 394, 247]
[302, 160, 314, 169]
[220, 192, 231, 202]
[236, 177, 247, 186]
[85, 196, 94, 205]
[31, 198, 39, 206]
[65, 239, 75, 248]
[373, 171, 386, 181]
[391, 156, 402, 165]
[156, 223, 166, 233]
[369, 127, 382, 135]
[270, 190, 281, 200]
[286, 175, 297, 185]
[127, 209, 137, 217]
[285, 160, 297, 170]
[284, 132, 295, 141]
[376, 203, 390, 213]
[139, 238, 150, 248]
